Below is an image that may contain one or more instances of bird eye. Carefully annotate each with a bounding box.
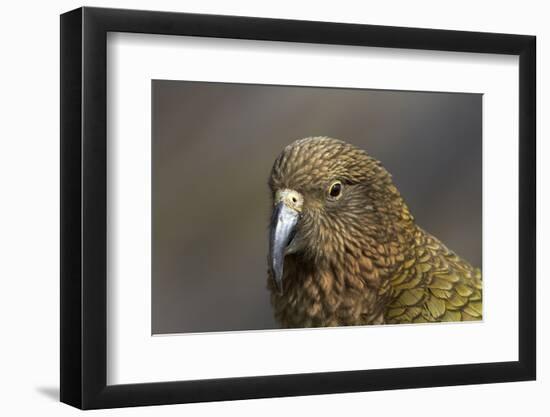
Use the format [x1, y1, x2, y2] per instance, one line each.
[328, 181, 343, 199]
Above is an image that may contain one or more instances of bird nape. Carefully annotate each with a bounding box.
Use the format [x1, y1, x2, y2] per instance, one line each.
[267, 136, 482, 328]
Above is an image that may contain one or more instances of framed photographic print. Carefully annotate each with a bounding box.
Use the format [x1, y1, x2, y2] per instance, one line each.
[60, 6, 536, 409]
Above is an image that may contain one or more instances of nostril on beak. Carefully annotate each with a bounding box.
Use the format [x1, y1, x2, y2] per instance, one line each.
[275, 188, 303, 212]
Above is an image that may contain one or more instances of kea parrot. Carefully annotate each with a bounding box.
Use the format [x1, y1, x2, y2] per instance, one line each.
[267, 136, 482, 327]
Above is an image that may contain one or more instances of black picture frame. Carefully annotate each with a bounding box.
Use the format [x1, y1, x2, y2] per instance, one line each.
[60, 6, 536, 410]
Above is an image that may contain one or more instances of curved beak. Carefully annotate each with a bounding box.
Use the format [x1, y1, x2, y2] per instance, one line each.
[269, 202, 299, 294]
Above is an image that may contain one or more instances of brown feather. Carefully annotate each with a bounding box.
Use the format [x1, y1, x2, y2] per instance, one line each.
[267, 137, 482, 327]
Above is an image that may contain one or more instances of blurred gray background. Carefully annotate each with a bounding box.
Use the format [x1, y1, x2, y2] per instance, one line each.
[152, 80, 482, 334]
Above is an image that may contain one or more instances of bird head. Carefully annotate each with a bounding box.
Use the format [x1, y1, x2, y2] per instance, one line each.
[268, 136, 414, 293]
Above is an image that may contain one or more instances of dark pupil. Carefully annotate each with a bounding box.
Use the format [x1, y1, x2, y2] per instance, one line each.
[330, 183, 341, 197]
